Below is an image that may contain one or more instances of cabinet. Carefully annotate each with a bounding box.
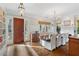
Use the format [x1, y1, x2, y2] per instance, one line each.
[13, 18, 24, 44]
[69, 36, 79, 56]
[31, 31, 39, 42]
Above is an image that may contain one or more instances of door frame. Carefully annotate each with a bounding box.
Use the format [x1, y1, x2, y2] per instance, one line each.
[12, 17, 25, 44]
[74, 16, 79, 36]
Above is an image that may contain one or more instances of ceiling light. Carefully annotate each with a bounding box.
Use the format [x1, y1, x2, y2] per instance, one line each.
[18, 3, 25, 16]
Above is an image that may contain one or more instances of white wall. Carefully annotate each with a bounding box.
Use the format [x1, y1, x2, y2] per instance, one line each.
[5, 15, 38, 44]
[61, 18, 74, 35]
[5, 14, 75, 45]
[5, 15, 13, 44]
[24, 16, 39, 41]
[61, 26, 74, 35]
[24, 17, 57, 41]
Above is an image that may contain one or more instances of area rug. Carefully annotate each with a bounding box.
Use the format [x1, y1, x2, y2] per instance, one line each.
[32, 46, 50, 56]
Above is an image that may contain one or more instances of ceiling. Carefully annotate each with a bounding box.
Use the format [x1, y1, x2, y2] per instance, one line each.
[0, 3, 79, 18]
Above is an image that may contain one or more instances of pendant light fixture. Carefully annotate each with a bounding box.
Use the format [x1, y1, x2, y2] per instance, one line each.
[18, 3, 25, 16]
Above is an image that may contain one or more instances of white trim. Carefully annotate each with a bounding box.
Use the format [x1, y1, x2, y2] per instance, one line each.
[5, 17, 8, 45]
[13, 16, 24, 19]
[24, 19, 26, 42]
[12, 17, 13, 44]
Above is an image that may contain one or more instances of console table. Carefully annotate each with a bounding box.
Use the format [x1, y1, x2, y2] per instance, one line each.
[69, 36, 79, 56]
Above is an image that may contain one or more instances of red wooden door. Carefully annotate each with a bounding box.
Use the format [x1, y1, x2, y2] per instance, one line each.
[13, 18, 24, 44]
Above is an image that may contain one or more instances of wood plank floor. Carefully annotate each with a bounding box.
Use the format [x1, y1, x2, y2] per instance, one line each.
[7, 42, 69, 56]
[7, 44, 29, 56]
[7, 44, 38, 56]
[30, 42, 69, 56]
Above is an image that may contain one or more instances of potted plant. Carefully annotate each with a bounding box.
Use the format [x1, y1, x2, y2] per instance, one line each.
[56, 25, 61, 34]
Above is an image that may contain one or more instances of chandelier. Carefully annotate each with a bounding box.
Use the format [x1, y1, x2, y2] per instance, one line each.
[18, 3, 25, 16]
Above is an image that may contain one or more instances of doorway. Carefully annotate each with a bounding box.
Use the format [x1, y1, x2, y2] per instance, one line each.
[13, 18, 24, 44]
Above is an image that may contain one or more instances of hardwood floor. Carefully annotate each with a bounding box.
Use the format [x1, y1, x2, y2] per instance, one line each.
[7, 44, 38, 56]
[7, 42, 69, 56]
[31, 42, 69, 56]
